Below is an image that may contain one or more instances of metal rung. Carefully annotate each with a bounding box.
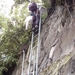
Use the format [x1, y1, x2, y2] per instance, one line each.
[33, 34, 38, 38]
[30, 71, 36, 74]
[30, 61, 33, 65]
[33, 45, 37, 49]
[33, 40, 38, 44]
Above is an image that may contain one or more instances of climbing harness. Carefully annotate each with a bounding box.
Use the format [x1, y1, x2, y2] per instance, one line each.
[21, 50, 25, 75]
[28, 6, 41, 75]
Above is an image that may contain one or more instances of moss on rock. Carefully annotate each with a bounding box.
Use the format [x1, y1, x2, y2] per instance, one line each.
[39, 51, 75, 75]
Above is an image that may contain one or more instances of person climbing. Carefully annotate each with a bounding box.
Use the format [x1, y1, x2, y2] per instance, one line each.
[28, 2, 40, 33]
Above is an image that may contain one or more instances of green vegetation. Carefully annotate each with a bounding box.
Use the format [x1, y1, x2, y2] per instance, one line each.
[39, 52, 74, 75]
[0, 1, 31, 75]
[42, 0, 51, 8]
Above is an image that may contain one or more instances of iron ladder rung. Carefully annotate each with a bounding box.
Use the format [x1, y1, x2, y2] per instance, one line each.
[33, 45, 37, 50]
[30, 71, 36, 74]
[33, 40, 38, 45]
[33, 34, 38, 38]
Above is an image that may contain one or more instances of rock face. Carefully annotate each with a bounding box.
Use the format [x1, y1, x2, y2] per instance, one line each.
[12, 5, 75, 75]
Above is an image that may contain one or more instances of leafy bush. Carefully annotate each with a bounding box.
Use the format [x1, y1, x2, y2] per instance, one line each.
[0, 1, 31, 75]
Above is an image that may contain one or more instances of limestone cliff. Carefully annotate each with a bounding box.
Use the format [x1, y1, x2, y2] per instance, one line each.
[12, 1, 75, 75]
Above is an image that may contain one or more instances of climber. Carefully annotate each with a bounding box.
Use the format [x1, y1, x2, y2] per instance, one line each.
[28, 2, 40, 33]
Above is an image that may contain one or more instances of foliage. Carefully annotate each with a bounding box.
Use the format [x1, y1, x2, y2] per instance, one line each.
[41, 11, 47, 23]
[14, 0, 26, 4]
[42, 0, 51, 8]
[14, 0, 42, 4]
[56, 0, 66, 6]
[0, 67, 8, 75]
[42, 0, 65, 9]
[0, 1, 32, 75]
